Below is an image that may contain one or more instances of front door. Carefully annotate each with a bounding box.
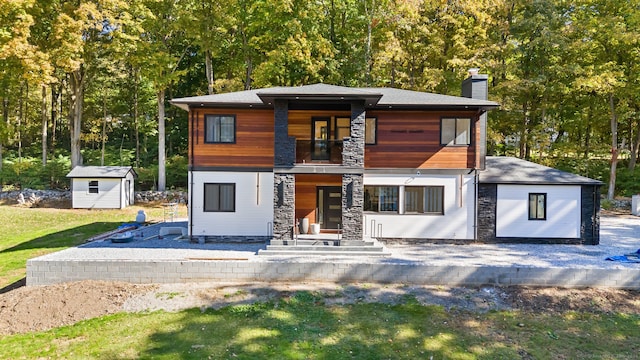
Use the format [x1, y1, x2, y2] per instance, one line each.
[317, 186, 342, 230]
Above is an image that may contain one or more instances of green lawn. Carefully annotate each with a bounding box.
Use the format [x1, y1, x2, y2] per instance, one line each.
[0, 293, 638, 359]
[0, 204, 186, 288]
[0, 205, 638, 359]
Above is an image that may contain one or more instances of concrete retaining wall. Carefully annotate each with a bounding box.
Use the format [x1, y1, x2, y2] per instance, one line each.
[27, 259, 640, 289]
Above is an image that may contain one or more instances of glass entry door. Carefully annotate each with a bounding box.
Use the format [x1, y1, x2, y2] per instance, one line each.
[317, 186, 342, 230]
[311, 118, 330, 160]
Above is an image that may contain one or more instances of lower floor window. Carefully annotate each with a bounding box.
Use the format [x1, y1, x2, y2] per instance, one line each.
[528, 193, 546, 220]
[405, 186, 444, 214]
[364, 186, 398, 212]
[204, 183, 235, 212]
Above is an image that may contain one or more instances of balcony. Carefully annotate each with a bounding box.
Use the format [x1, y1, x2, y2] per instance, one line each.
[295, 139, 343, 165]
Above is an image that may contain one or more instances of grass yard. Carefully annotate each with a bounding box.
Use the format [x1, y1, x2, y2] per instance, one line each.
[0, 292, 638, 359]
[0, 204, 187, 288]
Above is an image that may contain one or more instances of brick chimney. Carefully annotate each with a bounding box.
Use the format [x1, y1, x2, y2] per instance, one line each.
[462, 68, 488, 170]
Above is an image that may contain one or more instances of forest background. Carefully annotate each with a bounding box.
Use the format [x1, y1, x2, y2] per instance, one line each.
[1, 0, 639, 202]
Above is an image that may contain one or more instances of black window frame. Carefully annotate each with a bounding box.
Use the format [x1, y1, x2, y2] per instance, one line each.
[404, 186, 444, 215]
[88, 180, 99, 194]
[204, 183, 236, 212]
[440, 117, 472, 146]
[331, 116, 377, 145]
[204, 114, 236, 144]
[528, 193, 547, 220]
[364, 185, 399, 213]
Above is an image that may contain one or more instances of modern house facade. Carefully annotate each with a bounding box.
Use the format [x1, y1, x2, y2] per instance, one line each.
[171, 74, 601, 245]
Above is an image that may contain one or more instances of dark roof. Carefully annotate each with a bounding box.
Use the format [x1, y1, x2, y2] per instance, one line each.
[66, 166, 137, 179]
[170, 83, 499, 111]
[480, 157, 602, 185]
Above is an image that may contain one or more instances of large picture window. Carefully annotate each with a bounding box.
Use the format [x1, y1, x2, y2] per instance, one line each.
[364, 186, 398, 212]
[204, 183, 236, 212]
[205, 115, 235, 143]
[528, 193, 546, 220]
[405, 186, 444, 214]
[441, 117, 471, 145]
[332, 117, 376, 144]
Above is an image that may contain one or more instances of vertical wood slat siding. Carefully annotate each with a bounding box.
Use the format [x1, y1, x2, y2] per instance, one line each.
[365, 111, 479, 169]
[191, 109, 275, 168]
[295, 174, 342, 224]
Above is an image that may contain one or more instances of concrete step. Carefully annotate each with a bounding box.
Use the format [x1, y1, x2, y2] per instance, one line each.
[269, 239, 375, 246]
[264, 245, 385, 252]
[257, 249, 391, 257]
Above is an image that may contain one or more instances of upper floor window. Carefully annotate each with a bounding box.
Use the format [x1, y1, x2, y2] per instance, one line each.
[528, 193, 546, 220]
[405, 186, 444, 215]
[441, 117, 471, 146]
[205, 115, 235, 143]
[334, 117, 377, 144]
[365, 117, 377, 145]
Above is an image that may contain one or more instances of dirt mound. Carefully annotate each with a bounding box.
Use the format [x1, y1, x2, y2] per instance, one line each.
[1, 281, 639, 335]
[0, 280, 154, 334]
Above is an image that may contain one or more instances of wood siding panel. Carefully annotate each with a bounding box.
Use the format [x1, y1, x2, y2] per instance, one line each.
[190, 109, 275, 168]
[295, 174, 342, 224]
[365, 111, 478, 169]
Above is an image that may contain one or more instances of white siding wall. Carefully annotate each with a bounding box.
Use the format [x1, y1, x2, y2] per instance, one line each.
[363, 174, 476, 240]
[496, 184, 580, 238]
[72, 178, 122, 209]
[190, 171, 274, 236]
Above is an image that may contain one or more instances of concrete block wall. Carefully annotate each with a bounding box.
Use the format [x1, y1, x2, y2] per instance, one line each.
[27, 258, 640, 289]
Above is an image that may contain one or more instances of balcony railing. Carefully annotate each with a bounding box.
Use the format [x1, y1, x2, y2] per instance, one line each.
[295, 139, 343, 164]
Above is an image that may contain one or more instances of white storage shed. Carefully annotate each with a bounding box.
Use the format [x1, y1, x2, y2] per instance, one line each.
[66, 166, 137, 209]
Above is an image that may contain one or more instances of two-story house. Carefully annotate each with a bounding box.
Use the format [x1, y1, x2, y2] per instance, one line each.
[171, 72, 600, 246]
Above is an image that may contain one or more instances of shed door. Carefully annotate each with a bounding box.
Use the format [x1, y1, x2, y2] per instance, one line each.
[125, 180, 132, 205]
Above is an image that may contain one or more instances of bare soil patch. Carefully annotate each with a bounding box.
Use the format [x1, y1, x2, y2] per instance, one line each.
[1, 280, 638, 335]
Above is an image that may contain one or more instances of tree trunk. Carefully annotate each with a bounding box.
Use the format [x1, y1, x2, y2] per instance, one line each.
[132, 67, 140, 168]
[584, 103, 592, 159]
[51, 84, 58, 158]
[628, 109, 640, 170]
[157, 89, 166, 191]
[101, 92, 107, 166]
[69, 69, 84, 169]
[205, 49, 214, 95]
[18, 83, 24, 163]
[607, 93, 618, 200]
[519, 102, 528, 159]
[41, 85, 48, 166]
[1, 98, 7, 172]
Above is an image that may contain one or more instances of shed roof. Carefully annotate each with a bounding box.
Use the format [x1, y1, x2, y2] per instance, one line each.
[170, 83, 498, 111]
[480, 157, 602, 185]
[66, 166, 137, 179]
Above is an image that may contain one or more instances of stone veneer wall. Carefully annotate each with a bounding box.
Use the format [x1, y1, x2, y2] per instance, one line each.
[273, 173, 295, 240]
[581, 185, 601, 245]
[272, 99, 295, 240]
[341, 101, 366, 240]
[342, 174, 363, 239]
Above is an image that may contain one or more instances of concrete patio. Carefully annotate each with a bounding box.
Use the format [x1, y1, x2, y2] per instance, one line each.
[26, 216, 640, 288]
